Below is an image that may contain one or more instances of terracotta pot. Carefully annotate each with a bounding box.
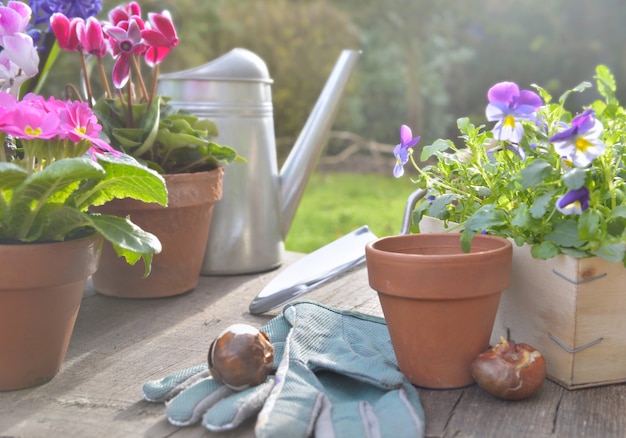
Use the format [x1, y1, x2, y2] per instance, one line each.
[365, 233, 512, 389]
[0, 234, 102, 391]
[92, 168, 224, 298]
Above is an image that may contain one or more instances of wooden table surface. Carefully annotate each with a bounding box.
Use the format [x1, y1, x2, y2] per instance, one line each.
[1, 252, 625, 438]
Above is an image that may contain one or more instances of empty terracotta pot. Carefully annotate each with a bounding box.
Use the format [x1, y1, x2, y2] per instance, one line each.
[365, 233, 512, 389]
[92, 168, 223, 298]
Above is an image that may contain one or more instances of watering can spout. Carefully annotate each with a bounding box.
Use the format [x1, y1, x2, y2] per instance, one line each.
[279, 49, 361, 239]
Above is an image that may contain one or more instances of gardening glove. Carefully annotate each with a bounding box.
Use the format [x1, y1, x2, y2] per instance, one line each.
[142, 301, 425, 438]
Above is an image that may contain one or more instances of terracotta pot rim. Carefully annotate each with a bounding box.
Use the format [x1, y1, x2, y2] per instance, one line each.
[162, 166, 224, 180]
[0, 232, 100, 249]
[366, 232, 512, 261]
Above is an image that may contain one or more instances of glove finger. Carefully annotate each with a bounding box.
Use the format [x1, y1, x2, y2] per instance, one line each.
[203, 376, 275, 432]
[315, 372, 425, 438]
[255, 340, 327, 438]
[166, 377, 235, 426]
[142, 364, 208, 402]
[371, 386, 425, 438]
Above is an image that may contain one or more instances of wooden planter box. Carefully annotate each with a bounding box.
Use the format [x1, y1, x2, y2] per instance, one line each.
[419, 216, 626, 389]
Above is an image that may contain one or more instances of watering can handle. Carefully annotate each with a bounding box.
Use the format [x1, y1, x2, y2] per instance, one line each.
[400, 189, 427, 235]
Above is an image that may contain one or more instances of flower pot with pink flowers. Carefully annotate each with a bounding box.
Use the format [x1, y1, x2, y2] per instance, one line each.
[0, 1, 166, 391]
[50, 2, 245, 298]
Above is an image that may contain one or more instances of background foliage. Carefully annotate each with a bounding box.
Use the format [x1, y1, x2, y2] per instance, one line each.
[41, 0, 626, 251]
[46, 0, 626, 160]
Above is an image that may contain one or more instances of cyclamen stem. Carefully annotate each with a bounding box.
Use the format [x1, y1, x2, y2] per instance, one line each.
[97, 58, 112, 99]
[131, 55, 149, 102]
[147, 64, 159, 108]
[80, 53, 93, 107]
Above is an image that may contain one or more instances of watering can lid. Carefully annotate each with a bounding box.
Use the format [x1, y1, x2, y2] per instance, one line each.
[159, 48, 272, 83]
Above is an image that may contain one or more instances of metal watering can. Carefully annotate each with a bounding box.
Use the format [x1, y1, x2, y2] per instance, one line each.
[158, 48, 360, 274]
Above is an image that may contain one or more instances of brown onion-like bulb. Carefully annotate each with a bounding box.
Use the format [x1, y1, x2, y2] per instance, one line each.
[208, 324, 274, 391]
[470, 337, 546, 400]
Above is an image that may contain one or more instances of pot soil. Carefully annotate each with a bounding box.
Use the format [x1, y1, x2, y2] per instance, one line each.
[92, 168, 223, 298]
[0, 234, 102, 391]
[365, 233, 512, 389]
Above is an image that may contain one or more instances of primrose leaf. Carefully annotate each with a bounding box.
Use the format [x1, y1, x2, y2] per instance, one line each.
[6, 157, 104, 240]
[0, 163, 28, 189]
[78, 154, 167, 209]
[88, 213, 162, 277]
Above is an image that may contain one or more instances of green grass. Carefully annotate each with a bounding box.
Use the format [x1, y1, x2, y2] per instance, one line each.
[284, 172, 419, 253]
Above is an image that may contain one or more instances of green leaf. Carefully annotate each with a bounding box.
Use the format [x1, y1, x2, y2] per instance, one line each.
[460, 205, 506, 252]
[421, 139, 453, 161]
[112, 128, 144, 147]
[558, 81, 591, 104]
[36, 205, 92, 242]
[610, 205, 626, 220]
[133, 97, 161, 156]
[156, 130, 208, 148]
[595, 64, 616, 100]
[88, 213, 162, 277]
[6, 157, 104, 240]
[562, 168, 588, 190]
[77, 154, 167, 209]
[530, 192, 553, 219]
[595, 242, 625, 263]
[428, 193, 458, 219]
[578, 209, 602, 241]
[544, 219, 584, 248]
[531, 241, 560, 259]
[0, 163, 28, 189]
[519, 159, 553, 189]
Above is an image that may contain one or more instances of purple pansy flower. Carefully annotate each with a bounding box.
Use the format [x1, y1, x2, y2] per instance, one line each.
[549, 109, 606, 167]
[556, 186, 590, 215]
[486, 81, 542, 143]
[393, 124, 420, 178]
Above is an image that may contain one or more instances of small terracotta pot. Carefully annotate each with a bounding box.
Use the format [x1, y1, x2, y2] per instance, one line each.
[92, 168, 224, 298]
[0, 234, 102, 391]
[365, 233, 512, 389]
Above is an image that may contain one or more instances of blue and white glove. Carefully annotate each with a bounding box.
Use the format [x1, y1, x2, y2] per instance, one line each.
[142, 301, 425, 437]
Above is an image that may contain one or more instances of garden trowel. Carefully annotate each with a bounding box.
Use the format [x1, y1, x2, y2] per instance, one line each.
[248, 225, 378, 314]
[248, 189, 426, 314]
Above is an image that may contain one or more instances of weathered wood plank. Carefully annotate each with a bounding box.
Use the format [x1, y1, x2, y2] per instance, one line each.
[555, 384, 626, 437]
[1, 252, 625, 437]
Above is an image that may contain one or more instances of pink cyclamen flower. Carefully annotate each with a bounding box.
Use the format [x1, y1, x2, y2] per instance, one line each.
[50, 13, 83, 51]
[0, 1, 32, 36]
[104, 17, 146, 88]
[108, 1, 142, 26]
[141, 10, 178, 67]
[77, 17, 108, 58]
